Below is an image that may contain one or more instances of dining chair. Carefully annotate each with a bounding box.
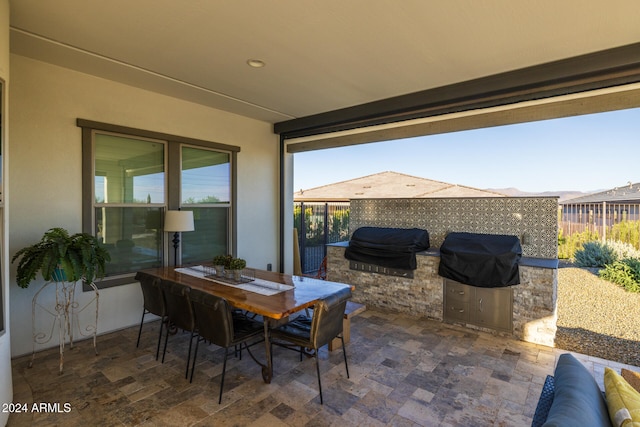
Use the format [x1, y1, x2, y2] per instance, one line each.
[302, 256, 327, 317]
[135, 272, 166, 360]
[270, 287, 352, 404]
[189, 288, 264, 403]
[161, 281, 197, 379]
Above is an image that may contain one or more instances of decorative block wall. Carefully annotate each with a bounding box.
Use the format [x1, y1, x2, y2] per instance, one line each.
[349, 197, 558, 258]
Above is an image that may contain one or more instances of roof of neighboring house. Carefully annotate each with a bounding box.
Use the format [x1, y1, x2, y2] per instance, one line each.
[294, 171, 506, 201]
[561, 182, 640, 204]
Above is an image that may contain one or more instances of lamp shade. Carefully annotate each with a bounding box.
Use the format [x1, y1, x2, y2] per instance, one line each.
[164, 210, 195, 232]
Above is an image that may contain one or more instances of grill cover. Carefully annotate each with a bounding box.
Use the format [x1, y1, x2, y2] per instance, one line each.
[438, 232, 522, 287]
[344, 227, 430, 270]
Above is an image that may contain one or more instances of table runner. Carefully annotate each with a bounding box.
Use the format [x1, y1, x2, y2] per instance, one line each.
[175, 266, 293, 296]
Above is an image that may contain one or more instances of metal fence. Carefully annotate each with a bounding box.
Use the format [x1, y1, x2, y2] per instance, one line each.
[294, 201, 640, 266]
[559, 202, 640, 248]
[294, 202, 350, 274]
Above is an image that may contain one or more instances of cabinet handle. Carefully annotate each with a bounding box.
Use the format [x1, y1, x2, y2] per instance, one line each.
[458, 291, 465, 295]
[478, 298, 483, 312]
[450, 306, 464, 313]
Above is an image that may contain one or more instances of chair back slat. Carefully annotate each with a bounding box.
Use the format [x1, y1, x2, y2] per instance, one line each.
[311, 287, 351, 348]
[138, 273, 165, 316]
[190, 288, 234, 348]
[163, 281, 195, 331]
[311, 299, 347, 348]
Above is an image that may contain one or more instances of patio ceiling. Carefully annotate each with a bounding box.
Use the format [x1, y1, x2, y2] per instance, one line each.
[9, 1, 640, 131]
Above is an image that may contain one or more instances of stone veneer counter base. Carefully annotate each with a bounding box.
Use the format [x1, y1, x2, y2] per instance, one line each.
[327, 243, 558, 347]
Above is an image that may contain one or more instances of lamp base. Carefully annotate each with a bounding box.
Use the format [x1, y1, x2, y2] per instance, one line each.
[172, 232, 180, 266]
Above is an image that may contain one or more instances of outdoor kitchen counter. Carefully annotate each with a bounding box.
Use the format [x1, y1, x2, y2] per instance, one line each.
[328, 241, 558, 269]
[327, 242, 559, 346]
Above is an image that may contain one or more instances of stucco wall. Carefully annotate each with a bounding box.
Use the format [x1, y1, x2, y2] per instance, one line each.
[8, 54, 279, 358]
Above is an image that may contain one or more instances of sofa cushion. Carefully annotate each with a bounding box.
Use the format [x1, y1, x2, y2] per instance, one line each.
[604, 367, 640, 426]
[542, 353, 612, 427]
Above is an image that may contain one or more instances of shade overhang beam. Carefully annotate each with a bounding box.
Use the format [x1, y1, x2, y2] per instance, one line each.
[273, 42, 640, 140]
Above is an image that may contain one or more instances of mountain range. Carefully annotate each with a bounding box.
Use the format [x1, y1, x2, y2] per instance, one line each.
[486, 188, 595, 203]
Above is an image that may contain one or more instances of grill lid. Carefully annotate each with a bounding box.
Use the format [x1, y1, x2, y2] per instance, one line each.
[344, 227, 430, 270]
[438, 232, 522, 287]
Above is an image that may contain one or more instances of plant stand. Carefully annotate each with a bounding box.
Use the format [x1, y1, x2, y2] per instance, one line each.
[29, 280, 99, 374]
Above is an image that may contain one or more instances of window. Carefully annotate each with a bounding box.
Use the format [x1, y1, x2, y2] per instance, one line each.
[80, 120, 239, 288]
[180, 146, 231, 264]
[94, 133, 165, 278]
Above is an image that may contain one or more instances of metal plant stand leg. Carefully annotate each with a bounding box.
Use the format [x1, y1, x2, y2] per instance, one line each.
[75, 281, 100, 355]
[30, 280, 99, 374]
[29, 281, 56, 371]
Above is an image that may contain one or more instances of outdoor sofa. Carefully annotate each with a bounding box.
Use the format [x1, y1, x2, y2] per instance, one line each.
[532, 353, 640, 427]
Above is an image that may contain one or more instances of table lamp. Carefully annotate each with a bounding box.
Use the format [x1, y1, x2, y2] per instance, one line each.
[164, 210, 194, 265]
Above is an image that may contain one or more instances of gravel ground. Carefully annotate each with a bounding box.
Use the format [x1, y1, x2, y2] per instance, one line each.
[556, 266, 640, 366]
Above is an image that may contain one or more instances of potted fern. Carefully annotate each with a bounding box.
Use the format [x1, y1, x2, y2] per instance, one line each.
[12, 227, 111, 288]
[12, 227, 111, 373]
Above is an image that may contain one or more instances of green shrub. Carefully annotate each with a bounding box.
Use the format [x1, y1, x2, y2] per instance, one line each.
[599, 258, 640, 292]
[605, 240, 640, 260]
[558, 229, 599, 260]
[608, 220, 640, 249]
[328, 209, 350, 242]
[623, 257, 640, 282]
[574, 241, 616, 268]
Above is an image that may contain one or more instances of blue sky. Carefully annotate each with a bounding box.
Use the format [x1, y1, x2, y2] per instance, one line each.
[293, 108, 640, 194]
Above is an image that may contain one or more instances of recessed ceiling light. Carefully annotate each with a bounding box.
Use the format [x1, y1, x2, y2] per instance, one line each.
[247, 59, 266, 68]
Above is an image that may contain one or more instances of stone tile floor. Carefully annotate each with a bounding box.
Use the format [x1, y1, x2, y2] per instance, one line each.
[8, 308, 637, 426]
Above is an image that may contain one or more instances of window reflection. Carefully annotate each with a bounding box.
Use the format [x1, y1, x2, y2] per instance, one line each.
[182, 147, 229, 204]
[94, 133, 165, 276]
[96, 207, 164, 275]
[181, 207, 228, 264]
[181, 146, 231, 264]
[95, 134, 165, 204]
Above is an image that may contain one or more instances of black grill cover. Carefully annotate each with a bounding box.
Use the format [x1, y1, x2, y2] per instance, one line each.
[344, 227, 430, 270]
[438, 232, 522, 287]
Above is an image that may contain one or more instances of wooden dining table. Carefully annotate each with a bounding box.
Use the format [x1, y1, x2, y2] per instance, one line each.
[135, 265, 353, 383]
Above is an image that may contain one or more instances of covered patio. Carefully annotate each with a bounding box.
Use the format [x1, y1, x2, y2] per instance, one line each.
[3, 2, 640, 426]
[9, 308, 630, 427]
